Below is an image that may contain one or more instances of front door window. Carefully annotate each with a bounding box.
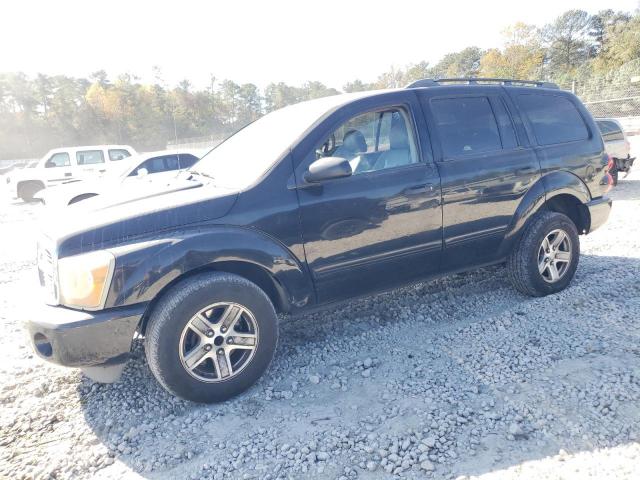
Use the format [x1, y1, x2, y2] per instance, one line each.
[316, 108, 419, 175]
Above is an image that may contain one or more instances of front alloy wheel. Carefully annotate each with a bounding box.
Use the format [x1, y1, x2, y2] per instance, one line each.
[145, 272, 278, 403]
[179, 302, 259, 382]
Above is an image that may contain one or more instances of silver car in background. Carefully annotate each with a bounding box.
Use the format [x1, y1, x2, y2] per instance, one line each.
[596, 118, 636, 185]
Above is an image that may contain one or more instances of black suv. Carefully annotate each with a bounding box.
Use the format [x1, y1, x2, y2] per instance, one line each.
[27, 78, 612, 402]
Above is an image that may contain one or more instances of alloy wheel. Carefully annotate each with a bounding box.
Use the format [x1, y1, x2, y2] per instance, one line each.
[178, 302, 259, 382]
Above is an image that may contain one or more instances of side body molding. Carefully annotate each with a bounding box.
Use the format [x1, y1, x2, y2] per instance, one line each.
[105, 226, 313, 312]
[497, 171, 591, 257]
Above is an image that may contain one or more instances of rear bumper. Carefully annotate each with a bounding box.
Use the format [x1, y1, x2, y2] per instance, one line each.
[614, 155, 635, 174]
[24, 303, 145, 368]
[583, 196, 612, 234]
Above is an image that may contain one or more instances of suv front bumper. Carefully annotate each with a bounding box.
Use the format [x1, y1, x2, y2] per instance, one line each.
[24, 303, 145, 370]
[583, 196, 612, 233]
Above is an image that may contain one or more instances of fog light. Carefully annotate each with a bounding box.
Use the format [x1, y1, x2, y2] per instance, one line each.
[33, 333, 53, 357]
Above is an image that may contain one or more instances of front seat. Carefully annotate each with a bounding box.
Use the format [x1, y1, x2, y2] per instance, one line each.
[377, 120, 412, 169]
[334, 129, 368, 159]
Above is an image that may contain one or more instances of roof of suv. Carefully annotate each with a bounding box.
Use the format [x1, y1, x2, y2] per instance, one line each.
[405, 78, 559, 89]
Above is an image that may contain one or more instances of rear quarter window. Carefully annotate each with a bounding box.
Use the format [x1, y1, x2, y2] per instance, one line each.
[596, 120, 624, 142]
[109, 149, 131, 161]
[517, 94, 589, 146]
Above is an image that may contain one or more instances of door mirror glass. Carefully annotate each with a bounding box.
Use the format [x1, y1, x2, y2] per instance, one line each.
[305, 157, 352, 183]
[136, 167, 149, 177]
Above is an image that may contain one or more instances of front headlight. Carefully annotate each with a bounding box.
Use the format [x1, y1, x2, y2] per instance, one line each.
[57, 251, 115, 310]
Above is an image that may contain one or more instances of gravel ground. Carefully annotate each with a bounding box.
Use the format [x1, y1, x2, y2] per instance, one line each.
[1, 165, 639, 480]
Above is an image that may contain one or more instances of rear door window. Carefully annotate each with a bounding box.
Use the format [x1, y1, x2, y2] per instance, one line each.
[108, 149, 131, 161]
[430, 97, 503, 158]
[76, 150, 105, 165]
[130, 154, 199, 176]
[517, 94, 589, 146]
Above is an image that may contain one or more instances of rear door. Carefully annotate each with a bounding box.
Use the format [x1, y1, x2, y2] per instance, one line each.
[75, 149, 107, 178]
[418, 87, 540, 269]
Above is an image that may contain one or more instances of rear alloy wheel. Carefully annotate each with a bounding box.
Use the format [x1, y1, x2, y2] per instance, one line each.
[508, 211, 580, 296]
[145, 272, 278, 403]
[537, 229, 573, 283]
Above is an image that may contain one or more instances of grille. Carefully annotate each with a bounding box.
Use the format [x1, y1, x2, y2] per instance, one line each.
[37, 241, 58, 305]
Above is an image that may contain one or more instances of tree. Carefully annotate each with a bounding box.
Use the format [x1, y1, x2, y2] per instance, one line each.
[430, 47, 484, 78]
[343, 79, 371, 92]
[480, 23, 545, 79]
[264, 82, 302, 112]
[543, 10, 592, 75]
[589, 10, 632, 55]
[593, 13, 640, 71]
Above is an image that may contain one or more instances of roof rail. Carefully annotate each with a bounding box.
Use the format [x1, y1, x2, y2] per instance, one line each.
[405, 78, 559, 89]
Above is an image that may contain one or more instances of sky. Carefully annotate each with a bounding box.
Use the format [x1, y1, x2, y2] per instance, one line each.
[2, 0, 639, 90]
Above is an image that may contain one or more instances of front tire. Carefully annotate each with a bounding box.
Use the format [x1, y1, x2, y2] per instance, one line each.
[507, 211, 580, 297]
[18, 181, 44, 202]
[145, 272, 278, 403]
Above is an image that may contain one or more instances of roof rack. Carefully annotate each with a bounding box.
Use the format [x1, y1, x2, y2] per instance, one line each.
[406, 78, 559, 89]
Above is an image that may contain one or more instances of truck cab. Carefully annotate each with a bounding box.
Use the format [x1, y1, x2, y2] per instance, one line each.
[9, 144, 136, 201]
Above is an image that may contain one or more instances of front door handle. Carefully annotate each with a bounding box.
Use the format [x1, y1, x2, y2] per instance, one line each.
[64, 172, 72, 177]
[404, 183, 435, 195]
[515, 167, 535, 175]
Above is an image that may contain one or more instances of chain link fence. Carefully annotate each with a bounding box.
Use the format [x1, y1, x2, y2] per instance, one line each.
[167, 134, 224, 150]
[559, 59, 640, 135]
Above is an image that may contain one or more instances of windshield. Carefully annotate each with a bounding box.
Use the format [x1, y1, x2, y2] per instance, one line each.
[191, 94, 359, 189]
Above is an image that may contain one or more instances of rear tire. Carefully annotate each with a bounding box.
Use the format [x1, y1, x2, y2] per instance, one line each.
[507, 211, 579, 297]
[145, 272, 278, 403]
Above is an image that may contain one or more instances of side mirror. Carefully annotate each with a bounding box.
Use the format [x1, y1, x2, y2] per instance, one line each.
[137, 167, 149, 178]
[304, 157, 352, 183]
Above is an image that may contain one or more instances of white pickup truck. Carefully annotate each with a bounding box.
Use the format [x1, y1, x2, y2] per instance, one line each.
[6, 145, 136, 201]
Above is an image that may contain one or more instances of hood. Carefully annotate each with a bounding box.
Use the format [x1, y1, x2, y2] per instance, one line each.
[41, 175, 238, 257]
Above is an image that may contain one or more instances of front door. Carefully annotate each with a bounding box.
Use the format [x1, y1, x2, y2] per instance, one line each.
[43, 151, 75, 186]
[295, 99, 442, 304]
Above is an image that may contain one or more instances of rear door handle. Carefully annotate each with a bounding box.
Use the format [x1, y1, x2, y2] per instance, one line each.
[64, 172, 72, 177]
[404, 183, 435, 195]
[515, 167, 535, 175]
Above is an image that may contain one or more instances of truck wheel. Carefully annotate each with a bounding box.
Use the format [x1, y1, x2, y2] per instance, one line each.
[507, 211, 580, 297]
[18, 181, 44, 202]
[145, 272, 278, 403]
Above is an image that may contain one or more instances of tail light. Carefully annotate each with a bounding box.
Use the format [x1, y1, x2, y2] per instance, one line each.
[606, 154, 614, 173]
[604, 154, 614, 193]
